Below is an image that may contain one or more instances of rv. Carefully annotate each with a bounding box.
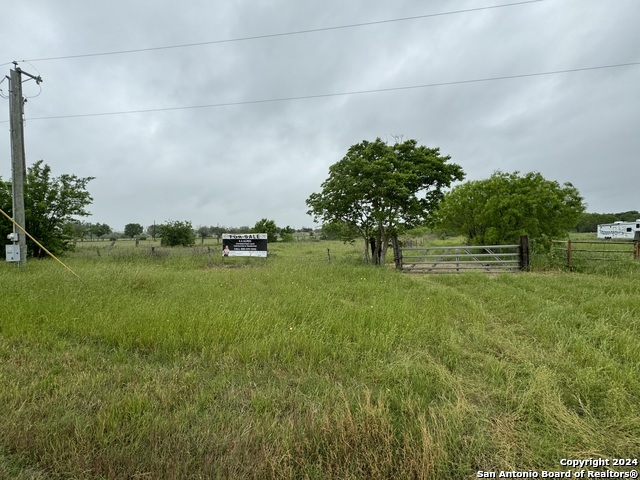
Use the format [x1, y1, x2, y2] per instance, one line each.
[597, 220, 640, 240]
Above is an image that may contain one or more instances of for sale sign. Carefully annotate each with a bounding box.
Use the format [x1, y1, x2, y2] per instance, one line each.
[222, 233, 268, 257]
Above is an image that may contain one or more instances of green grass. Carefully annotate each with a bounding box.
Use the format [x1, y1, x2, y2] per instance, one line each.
[0, 240, 639, 479]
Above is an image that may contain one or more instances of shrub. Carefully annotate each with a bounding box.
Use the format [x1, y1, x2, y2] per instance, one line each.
[160, 220, 196, 247]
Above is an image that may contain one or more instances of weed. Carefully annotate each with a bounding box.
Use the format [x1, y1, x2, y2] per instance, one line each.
[0, 240, 638, 479]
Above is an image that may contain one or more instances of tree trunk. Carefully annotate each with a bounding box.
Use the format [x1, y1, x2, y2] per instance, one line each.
[381, 241, 389, 265]
[370, 225, 387, 265]
[363, 237, 371, 263]
[370, 237, 377, 263]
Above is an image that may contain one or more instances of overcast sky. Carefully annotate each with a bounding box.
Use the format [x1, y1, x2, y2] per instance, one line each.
[1, 0, 638, 232]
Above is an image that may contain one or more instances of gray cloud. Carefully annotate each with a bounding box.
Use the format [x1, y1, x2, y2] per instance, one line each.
[1, 0, 638, 231]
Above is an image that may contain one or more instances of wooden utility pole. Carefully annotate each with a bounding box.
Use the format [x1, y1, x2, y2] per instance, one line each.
[8, 63, 42, 267]
[9, 67, 27, 266]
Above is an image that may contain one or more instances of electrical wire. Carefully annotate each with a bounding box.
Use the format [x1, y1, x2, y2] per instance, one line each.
[19, 0, 544, 63]
[22, 82, 42, 100]
[0, 76, 8, 99]
[13, 61, 639, 123]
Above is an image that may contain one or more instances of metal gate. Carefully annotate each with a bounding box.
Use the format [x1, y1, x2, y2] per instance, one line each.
[399, 237, 529, 274]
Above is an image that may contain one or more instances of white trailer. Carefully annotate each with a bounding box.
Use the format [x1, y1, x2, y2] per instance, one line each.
[597, 220, 640, 240]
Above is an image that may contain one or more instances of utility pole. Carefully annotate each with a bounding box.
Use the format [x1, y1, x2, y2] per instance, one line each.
[7, 62, 42, 267]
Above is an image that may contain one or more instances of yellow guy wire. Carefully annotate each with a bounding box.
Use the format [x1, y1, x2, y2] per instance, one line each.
[0, 207, 83, 282]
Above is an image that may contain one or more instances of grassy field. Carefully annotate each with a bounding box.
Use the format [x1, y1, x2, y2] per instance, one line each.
[1, 239, 639, 479]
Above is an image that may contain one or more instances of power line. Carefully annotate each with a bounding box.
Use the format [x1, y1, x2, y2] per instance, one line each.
[0, 76, 8, 99]
[18, 0, 544, 63]
[15, 61, 639, 123]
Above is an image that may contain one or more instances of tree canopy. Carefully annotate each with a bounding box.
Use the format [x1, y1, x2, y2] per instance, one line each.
[196, 226, 211, 245]
[253, 218, 278, 243]
[436, 171, 585, 247]
[160, 220, 196, 247]
[0, 160, 94, 257]
[124, 223, 144, 238]
[89, 222, 113, 239]
[612, 210, 640, 222]
[575, 213, 618, 233]
[307, 138, 464, 264]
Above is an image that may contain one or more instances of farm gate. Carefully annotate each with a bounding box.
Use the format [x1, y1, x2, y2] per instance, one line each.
[398, 236, 529, 273]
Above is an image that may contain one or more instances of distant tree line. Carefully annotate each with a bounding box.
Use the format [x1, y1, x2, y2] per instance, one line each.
[4, 153, 632, 260]
[192, 220, 301, 245]
[575, 211, 640, 233]
[67, 219, 316, 248]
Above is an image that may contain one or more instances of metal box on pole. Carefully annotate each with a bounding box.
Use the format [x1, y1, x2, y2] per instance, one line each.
[5, 244, 21, 262]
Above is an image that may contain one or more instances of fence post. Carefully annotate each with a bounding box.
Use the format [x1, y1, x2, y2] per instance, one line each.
[327, 248, 331, 263]
[566, 239, 572, 270]
[519, 235, 530, 271]
[635, 241, 639, 260]
[392, 236, 402, 270]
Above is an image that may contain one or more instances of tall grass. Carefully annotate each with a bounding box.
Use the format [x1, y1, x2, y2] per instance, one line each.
[0, 240, 639, 479]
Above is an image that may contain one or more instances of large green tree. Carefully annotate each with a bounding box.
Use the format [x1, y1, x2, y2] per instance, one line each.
[0, 160, 94, 257]
[436, 171, 585, 247]
[307, 138, 464, 264]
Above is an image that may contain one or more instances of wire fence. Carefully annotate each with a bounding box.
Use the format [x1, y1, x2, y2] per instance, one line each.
[552, 239, 639, 270]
